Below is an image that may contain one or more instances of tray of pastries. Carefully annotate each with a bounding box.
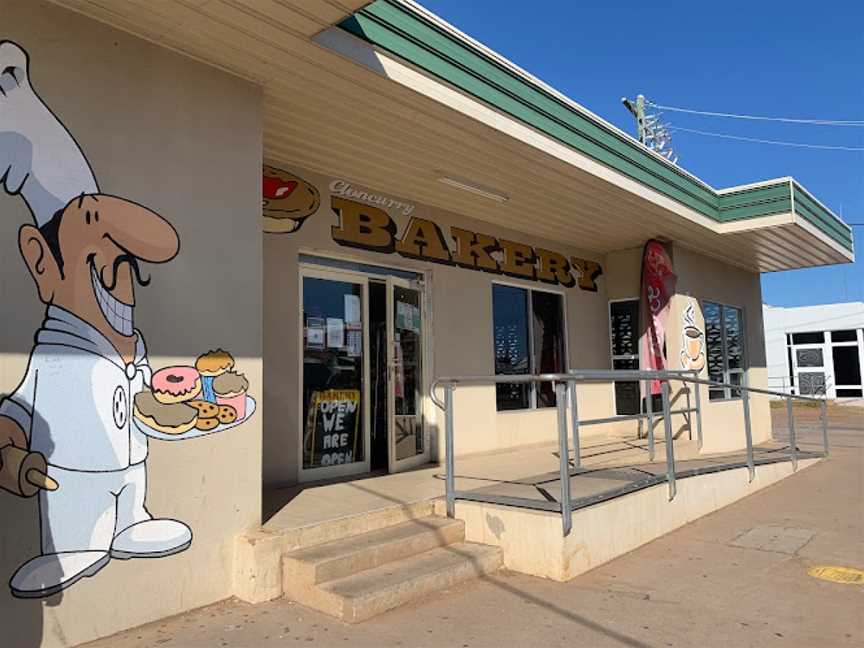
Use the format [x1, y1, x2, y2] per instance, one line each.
[133, 349, 255, 441]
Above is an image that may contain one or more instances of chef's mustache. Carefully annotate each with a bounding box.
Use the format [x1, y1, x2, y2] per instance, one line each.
[100, 253, 151, 291]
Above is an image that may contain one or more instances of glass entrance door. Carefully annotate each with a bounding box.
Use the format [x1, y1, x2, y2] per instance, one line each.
[388, 277, 429, 471]
[300, 269, 370, 481]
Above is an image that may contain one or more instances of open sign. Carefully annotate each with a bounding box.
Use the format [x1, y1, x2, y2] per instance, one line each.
[305, 389, 360, 468]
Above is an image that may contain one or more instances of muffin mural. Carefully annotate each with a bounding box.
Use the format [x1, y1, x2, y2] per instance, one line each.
[0, 41, 255, 599]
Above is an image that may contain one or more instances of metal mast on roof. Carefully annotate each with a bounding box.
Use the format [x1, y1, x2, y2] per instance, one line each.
[622, 94, 678, 164]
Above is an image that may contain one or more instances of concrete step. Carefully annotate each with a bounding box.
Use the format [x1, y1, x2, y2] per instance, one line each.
[270, 500, 438, 552]
[283, 516, 465, 586]
[315, 543, 502, 623]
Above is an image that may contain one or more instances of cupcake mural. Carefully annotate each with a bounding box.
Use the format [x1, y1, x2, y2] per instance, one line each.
[213, 370, 250, 421]
[196, 349, 236, 403]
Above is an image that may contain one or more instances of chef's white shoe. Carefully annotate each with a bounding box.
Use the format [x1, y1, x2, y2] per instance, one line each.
[10, 551, 110, 598]
[111, 519, 192, 559]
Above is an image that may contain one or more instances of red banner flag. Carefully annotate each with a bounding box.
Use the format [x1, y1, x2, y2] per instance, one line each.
[639, 240, 677, 396]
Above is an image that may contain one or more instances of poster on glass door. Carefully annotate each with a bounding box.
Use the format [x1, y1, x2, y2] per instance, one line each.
[306, 389, 360, 466]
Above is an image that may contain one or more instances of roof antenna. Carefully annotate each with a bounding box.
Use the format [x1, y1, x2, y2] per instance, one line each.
[623, 94, 679, 164]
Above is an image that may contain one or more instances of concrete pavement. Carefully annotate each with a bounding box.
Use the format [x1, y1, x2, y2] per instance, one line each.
[86, 406, 862, 647]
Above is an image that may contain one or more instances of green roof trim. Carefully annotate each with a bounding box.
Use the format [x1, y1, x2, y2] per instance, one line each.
[338, 0, 853, 253]
[717, 182, 792, 222]
[792, 182, 853, 249]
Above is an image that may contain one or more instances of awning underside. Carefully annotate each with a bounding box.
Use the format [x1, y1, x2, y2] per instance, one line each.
[50, 0, 854, 273]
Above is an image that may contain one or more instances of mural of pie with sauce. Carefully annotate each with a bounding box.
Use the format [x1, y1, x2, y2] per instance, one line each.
[262, 164, 320, 234]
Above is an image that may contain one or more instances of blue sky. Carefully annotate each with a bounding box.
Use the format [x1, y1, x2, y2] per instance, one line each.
[419, 0, 864, 307]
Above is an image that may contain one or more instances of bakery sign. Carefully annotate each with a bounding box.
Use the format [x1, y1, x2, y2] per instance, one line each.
[262, 166, 602, 291]
[329, 195, 603, 292]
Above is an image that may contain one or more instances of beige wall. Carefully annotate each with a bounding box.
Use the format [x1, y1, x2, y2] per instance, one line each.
[602, 243, 771, 452]
[603, 246, 643, 300]
[670, 245, 771, 452]
[0, 2, 262, 645]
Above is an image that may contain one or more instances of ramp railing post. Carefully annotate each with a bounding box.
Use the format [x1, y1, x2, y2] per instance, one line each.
[692, 371, 703, 451]
[786, 397, 797, 471]
[568, 380, 581, 470]
[684, 378, 692, 441]
[555, 381, 573, 536]
[820, 399, 830, 456]
[645, 379, 655, 462]
[742, 387, 755, 482]
[444, 383, 456, 518]
[661, 380, 677, 501]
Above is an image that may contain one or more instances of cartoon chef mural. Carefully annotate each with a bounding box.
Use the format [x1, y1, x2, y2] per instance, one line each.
[0, 41, 254, 598]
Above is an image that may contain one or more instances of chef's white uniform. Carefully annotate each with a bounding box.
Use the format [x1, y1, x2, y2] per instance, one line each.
[0, 306, 191, 597]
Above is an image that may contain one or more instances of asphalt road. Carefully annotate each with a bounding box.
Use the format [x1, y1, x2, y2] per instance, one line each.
[88, 406, 863, 648]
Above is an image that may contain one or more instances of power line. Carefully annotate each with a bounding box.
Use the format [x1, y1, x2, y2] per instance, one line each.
[647, 101, 864, 126]
[668, 126, 864, 151]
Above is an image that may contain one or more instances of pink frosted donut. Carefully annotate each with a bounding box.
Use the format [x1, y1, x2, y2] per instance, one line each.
[152, 366, 202, 404]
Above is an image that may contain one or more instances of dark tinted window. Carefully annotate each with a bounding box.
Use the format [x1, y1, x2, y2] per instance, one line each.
[492, 284, 530, 410]
[610, 301, 639, 357]
[792, 331, 824, 344]
[704, 302, 724, 399]
[492, 285, 566, 411]
[532, 291, 565, 408]
[725, 307, 743, 370]
[613, 357, 640, 415]
[831, 329, 858, 342]
[832, 346, 861, 388]
[837, 388, 863, 397]
[704, 302, 746, 400]
[609, 300, 640, 415]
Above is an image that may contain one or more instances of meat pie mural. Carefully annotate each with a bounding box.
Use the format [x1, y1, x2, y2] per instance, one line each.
[0, 41, 254, 598]
[680, 301, 706, 372]
[262, 164, 320, 234]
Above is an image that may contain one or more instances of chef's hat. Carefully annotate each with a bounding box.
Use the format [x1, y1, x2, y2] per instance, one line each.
[0, 40, 98, 227]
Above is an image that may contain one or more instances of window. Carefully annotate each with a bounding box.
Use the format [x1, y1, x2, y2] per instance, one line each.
[785, 334, 795, 393]
[799, 372, 826, 396]
[831, 329, 858, 343]
[796, 348, 824, 368]
[492, 284, 566, 411]
[609, 300, 641, 415]
[704, 302, 746, 400]
[792, 331, 824, 344]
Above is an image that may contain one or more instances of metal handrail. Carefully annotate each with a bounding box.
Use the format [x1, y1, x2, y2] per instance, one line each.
[430, 370, 829, 537]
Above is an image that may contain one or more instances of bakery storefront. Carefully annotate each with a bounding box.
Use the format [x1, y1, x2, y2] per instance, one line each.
[0, 0, 856, 645]
[261, 158, 852, 486]
[264, 167, 610, 485]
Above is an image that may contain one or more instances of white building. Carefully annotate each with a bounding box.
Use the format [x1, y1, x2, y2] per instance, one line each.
[764, 302, 864, 398]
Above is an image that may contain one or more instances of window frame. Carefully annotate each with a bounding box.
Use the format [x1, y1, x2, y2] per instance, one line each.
[702, 300, 747, 401]
[608, 297, 642, 415]
[491, 279, 569, 412]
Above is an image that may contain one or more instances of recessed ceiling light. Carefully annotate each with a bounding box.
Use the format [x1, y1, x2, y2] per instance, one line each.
[437, 175, 509, 203]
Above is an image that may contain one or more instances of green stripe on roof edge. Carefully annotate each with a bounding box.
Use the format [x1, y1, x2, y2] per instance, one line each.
[337, 0, 853, 253]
